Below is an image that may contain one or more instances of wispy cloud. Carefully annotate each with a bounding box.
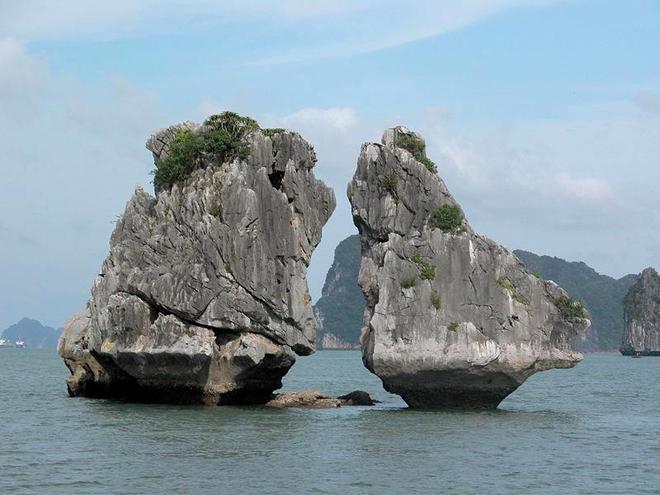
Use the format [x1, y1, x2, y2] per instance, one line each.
[0, 0, 562, 64]
[555, 173, 612, 202]
[281, 107, 358, 132]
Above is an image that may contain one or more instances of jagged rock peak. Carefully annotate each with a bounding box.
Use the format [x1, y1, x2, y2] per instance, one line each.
[58, 112, 336, 405]
[347, 125, 590, 409]
[621, 267, 660, 356]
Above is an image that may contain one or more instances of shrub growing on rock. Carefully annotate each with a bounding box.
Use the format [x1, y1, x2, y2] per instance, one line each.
[555, 295, 586, 318]
[152, 129, 204, 191]
[430, 204, 465, 234]
[380, 175, 398, 197]
[411, 255, 436, 280]
[396, 133, 437, 173]
[153, 112, 262, 191]
[401, 276, 417, 289]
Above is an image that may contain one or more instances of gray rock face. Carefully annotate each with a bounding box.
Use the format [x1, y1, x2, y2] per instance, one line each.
[58, 123, 335, 404]
[347, 126, 590, 409]
[621, 267, 660, 356]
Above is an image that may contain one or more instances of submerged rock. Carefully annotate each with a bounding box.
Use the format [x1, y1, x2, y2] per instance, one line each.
[621, 267, 660, 356]
[58, 115, 335, 404]
[347, 126, 590, 409]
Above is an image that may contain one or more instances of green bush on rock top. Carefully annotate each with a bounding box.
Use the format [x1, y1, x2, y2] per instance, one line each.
[152, 112, 263, 191]
[395, 133, 437, 173]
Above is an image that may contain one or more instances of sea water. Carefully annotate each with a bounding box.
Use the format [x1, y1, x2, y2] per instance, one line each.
[1, 350, 658, 494]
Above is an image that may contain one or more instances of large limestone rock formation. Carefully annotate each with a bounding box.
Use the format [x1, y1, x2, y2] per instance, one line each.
[58, 116, 335, 404]
[348, 126, 590, 408]
[621, 267, 660, 356]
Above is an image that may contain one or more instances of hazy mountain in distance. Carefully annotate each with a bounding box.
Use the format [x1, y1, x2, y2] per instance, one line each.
[1, 318, 61, 349]
[313, 235, 363, 349]
[514, 250, 638, 351]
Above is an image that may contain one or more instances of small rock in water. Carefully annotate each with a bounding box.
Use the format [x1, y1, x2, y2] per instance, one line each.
[265, 390, 378, 408]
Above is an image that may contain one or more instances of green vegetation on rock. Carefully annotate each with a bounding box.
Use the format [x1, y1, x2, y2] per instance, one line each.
[497, 277, 529, 305]
[514, 249, 637, 351]
[152, 129, 203, 191]
[447, 321, 459, 332]
[411, 255, 436, 280]
[380, 175, 398, 197]
[396, 133, 437, 173]
[401, 275, 417, 289]
[209, 202, 223, 218]
[555, 295, 586, 319]
[431, 291, 442, 310]
[263, 127, 286, 137]
[429, 204, 465, 234]
[153, 112, 262, 191]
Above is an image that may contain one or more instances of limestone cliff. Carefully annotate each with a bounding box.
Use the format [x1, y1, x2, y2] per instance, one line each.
[58, 113, 335, 404]
[348, 126, 590, 409]
[621, 267, 660, 356]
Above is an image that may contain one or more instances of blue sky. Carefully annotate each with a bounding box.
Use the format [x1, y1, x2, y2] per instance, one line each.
[1, 0, 659, 330]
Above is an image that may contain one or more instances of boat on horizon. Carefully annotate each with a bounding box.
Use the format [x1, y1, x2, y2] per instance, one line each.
[0, 338, 14, 348]
[15, 339, 26, 348]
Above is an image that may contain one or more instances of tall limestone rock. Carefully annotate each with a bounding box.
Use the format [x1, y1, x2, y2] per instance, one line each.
[621, 267, 660, 356]
[58, 113, 335, 404]
[347, 126, 590, 408]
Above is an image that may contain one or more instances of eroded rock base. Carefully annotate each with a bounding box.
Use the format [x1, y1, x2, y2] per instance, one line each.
[382, 371, 522, 409]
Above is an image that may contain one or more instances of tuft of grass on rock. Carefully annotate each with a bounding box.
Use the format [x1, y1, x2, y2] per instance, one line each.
[380, 174, 398, 198]
[209, 202, 223, 219]
[431, 291, 442, 310]
[401, 275, 417, 289]
[410, 255, 436, 280]
[497, 277, 529, 305]
[447, 321, 459, 332]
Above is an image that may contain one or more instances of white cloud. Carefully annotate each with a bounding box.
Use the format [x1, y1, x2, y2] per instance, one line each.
[281, 107, 358, 132]
[0, 0, 562, 63]
[554, 174, 612, 202]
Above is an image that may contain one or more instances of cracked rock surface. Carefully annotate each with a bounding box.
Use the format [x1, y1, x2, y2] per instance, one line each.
[347, 126, 590, 409]
[58, 124, 335, 404]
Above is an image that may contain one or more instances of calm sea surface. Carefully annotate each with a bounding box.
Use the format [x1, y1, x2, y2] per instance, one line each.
[0, 350, 658, 494]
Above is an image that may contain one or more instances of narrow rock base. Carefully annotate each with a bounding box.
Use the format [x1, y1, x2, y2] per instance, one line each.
[382, 371, 522, 409]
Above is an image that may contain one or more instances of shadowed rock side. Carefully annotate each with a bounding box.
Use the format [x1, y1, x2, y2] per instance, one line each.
[347, 126, 590, 409]
[58, 119, 335, 404]
[621, 267, 660, 356]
